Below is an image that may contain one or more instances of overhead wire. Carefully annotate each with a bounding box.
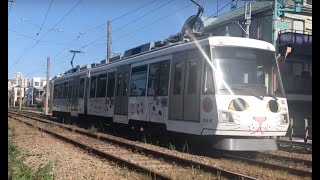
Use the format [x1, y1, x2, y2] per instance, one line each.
[78, 0, 176, 51]
[54, 1, 190, 69]
[8, 0, 13, 16]
[202, 0, 233, 23]
[9, 28, 34, 40]
[113, 4, 192, 42]
[50, 0, 159, 62]
[35, 0, 54, 36]
[77, 0, 158, 39]
[9, 0, 82, 71]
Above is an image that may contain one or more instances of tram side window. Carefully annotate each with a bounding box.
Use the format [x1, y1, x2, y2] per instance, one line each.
[97, 74, 108, 98]
[73, 80, 79, 99]
[63, 82, 69, 99]
[68, 82, 73, 99]
[53, 85, 58, 99]
[123, 71, 129, 96]
[188, 60, 199, 94]
[130, 65, 148, 96]
[203, 63, 214, 94]
[90, 76, 97, 98]
[59, 84, 63, 99]
[173, 62, 183, 94]
[79, 78, 85, 98]
[57, 84, 62, 99]
[116, 72, 122, 96]
[107, 72, 115, 97]
[148, 60, 170, 96]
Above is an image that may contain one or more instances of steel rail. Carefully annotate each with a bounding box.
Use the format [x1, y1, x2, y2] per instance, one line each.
[9, 110, 258, 180]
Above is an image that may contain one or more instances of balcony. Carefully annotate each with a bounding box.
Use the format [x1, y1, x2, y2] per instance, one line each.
[278, 29, 312, 56]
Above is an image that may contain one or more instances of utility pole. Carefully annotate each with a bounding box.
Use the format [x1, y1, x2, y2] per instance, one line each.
[216, 0, 219, 16]
[45, 57, 50, 115]
[19, 76, 22, 111]
[31, 88, 33, 106]
[244, 1, 251, 38]
[106, 20, 111, 63]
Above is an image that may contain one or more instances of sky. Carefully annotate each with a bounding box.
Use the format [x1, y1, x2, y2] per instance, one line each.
[8, 0, 244, 79]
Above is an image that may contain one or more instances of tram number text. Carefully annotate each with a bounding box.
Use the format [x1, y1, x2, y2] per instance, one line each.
[202, 118, 212, 123]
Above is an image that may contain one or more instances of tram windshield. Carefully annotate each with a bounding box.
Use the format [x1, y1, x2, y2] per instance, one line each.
[212, 47, 284, 97]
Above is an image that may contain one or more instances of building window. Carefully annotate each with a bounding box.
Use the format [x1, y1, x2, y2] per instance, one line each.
[130, 65, 148, 96]
[40, 82, 43, 87]
[107, 72, 115, 97]
[90, 76, 97, 98]
[35, 82, 39, 86]
[148, 60, 170, 96]
[306, 0, 312, 5]
[96, 74, 107, 98]
[280, 61, 312, 94]
[293, 20, 304, 32]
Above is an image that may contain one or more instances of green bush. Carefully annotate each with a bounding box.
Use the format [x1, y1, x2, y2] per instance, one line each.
[34, 100, 43, 109]
[8, 138, 53, 180]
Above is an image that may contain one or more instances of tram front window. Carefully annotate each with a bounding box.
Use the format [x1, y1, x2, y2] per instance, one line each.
[213, 47, 284, 97]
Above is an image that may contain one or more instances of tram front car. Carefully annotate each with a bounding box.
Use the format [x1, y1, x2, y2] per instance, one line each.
[201, 37, 289, 151]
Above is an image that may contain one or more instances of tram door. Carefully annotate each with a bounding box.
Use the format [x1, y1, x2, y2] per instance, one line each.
[169, 50, 201, 122]
[71, 77, 80, 116]
[114, 65, 130, 115]
[84, 77, 90, 114]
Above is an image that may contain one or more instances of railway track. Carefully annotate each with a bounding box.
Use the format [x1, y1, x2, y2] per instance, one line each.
[8, 111, 257, 180]
[9, 109, 312, 178]
[276, 140, 312, 154]
[15, 109, 313, 151]
[221, 153, 311, 177]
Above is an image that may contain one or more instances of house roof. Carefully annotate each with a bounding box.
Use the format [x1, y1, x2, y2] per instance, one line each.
[203, 1, 312, 31]
[204, 2, 272, 31]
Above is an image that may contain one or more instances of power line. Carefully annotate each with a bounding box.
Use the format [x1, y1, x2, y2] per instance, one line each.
[8, 0, 13, 16]
[35, 0, 82, 45]
[9, 0, 82, 70]
[36, 0, 54, 36]
[114, 4, 192, 42]
[9, 28, 76, 46]
[78, 0, 176, 50]
[77, 0, 158, 39]
[20, 17, 63, 32]
[50, 0, 159, 62]
[54, 2, 192, 70]
[8, 28, 34, 40]
[112, 0, 176, 34]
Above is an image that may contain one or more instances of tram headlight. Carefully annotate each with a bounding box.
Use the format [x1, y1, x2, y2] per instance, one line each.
[228, 98, 249, 111]
[220, 111, 234, 122]
[267, 100, 279, 113]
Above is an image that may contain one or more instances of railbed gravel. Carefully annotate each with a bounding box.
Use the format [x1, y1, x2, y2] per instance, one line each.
[250, 153, 311, 170]
[10, 113, 312, 180]
[267, 150, 312, 161]
[10, 115, 225, 180]
[9, 118, 145, 180]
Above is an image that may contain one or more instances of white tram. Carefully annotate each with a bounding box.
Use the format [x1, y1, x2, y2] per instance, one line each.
[50, 36, 289, 151]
